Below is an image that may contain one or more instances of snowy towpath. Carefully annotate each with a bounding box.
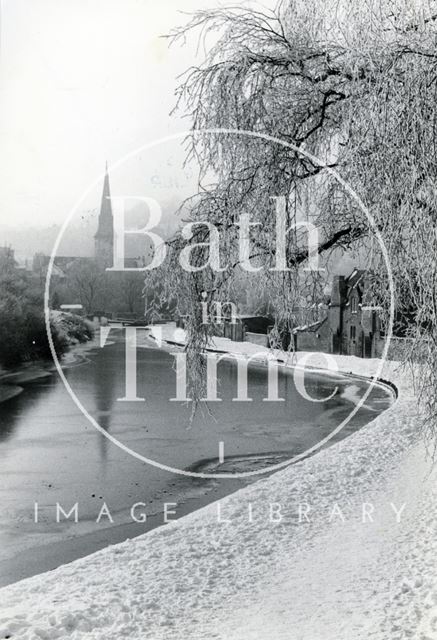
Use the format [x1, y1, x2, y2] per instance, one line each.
[0, 335, 436, 640]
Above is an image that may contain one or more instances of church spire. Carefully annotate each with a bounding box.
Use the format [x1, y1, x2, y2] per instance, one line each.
[94, 163, 114, 266]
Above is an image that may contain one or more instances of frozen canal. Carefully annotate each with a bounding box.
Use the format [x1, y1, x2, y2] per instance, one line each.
[0, 335, 393, 586]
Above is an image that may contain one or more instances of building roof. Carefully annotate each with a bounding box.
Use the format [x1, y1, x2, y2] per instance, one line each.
[95, 164, 114, 240]
[346, 268, 365, 289]
[292, 317, 327, 334]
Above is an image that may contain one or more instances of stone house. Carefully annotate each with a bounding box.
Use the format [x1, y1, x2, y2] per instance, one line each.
[176, 269, 382, 359]
[292, 316, 331, 352]
[328, 269, 381, 358]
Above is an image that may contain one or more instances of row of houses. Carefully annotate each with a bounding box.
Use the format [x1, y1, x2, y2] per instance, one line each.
[180, 269, 383, 359]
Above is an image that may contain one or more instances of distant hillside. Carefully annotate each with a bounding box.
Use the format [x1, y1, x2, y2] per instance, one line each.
[0, 197, 181, 262]
[0, 223, 94, 261]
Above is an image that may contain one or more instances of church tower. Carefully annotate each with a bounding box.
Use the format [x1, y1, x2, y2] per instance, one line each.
[94, 163, 114, 267]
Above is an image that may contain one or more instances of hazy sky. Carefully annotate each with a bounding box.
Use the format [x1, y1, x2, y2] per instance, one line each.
[0, 0, 270, 228]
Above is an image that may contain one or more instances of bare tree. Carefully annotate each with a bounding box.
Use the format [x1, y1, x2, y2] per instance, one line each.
[117, 272, 145, 314]
[67, 260, 107, 315]
[151, 0, 437, 437]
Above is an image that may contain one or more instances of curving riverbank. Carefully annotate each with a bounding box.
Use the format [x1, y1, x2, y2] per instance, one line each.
[1, 333, 433, 639]
[0, 330, 391, 589]
[0, 312, 96, 406]
[146, 322, 398, 408]
[0, 347, 95, 405]
[0, 384, 23, 404]
[0, 365, 52, 403]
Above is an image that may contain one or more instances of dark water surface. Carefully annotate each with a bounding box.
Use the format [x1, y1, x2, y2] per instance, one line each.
[0, 335, 393, 586]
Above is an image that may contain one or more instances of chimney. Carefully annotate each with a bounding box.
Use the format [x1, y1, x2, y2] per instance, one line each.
[331, 275, 346, 306]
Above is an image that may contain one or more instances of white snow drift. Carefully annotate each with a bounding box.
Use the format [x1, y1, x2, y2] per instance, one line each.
[0, 332, 435, 640]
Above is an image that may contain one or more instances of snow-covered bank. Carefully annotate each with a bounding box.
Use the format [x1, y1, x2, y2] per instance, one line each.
[0, 332, 435, 640]
[0, 365, 52, 405]
[0, 384, 23, 403]
[0, 313, 96, 406]
[147, 322, 397, 399]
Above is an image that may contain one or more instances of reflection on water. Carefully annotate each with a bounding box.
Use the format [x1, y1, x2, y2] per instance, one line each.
[0, 336, 393, 583]
[93, 344, 117, 463]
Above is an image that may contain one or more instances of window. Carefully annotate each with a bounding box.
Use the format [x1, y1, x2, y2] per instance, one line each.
[350, 326, 356, 340]
[351, 297, 357, 314]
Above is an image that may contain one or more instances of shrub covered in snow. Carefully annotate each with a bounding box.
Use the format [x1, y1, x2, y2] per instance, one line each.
[51, 311, 94, 346]
[0, 308, 93, 368]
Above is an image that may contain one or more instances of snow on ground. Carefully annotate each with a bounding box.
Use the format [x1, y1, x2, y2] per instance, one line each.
[0, 325, 436, 639]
